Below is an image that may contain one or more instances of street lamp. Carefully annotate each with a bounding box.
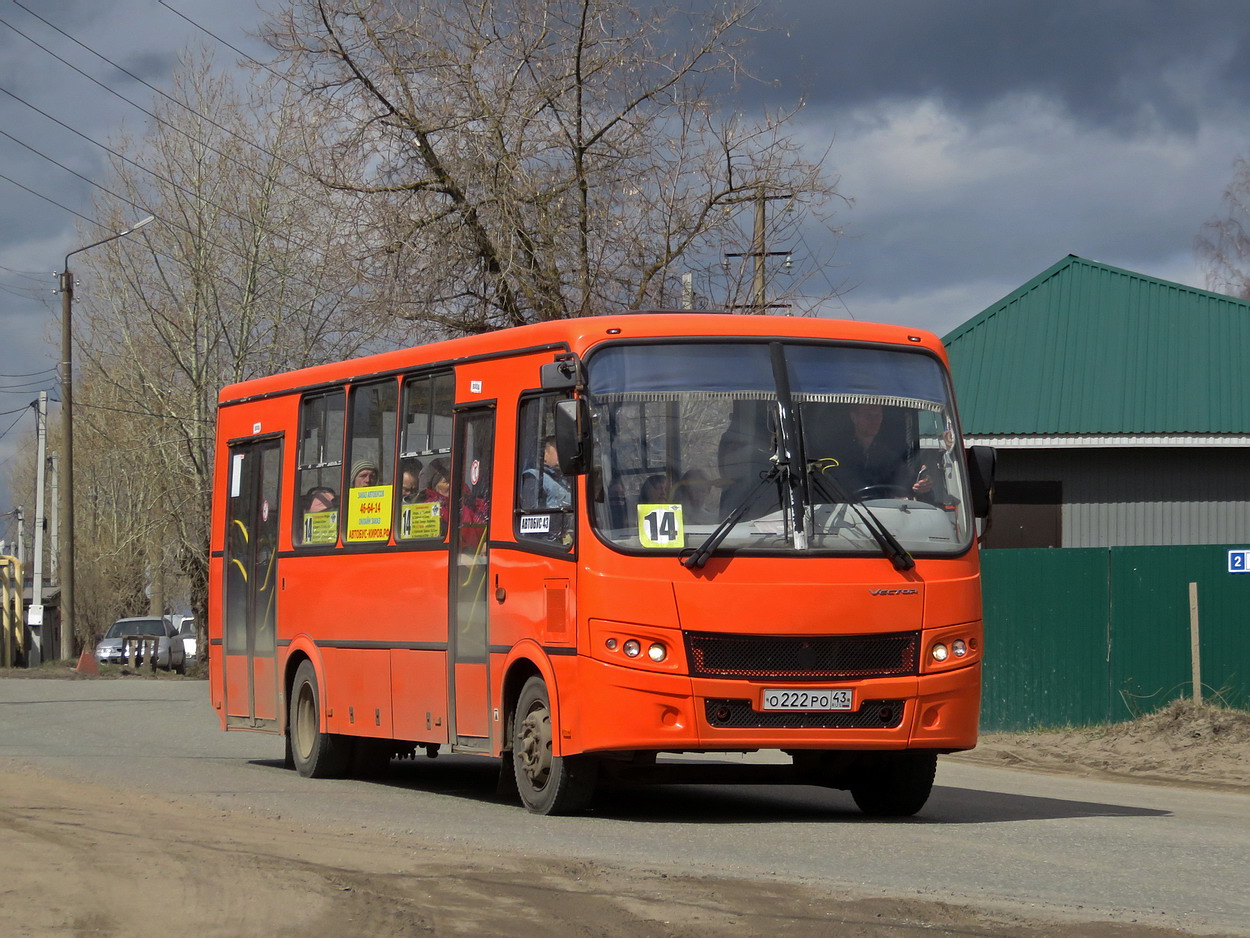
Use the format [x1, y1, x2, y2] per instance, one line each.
[58, 214, 155, 660]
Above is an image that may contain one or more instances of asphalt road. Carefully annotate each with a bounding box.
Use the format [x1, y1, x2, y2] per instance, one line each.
[2, 677, 1247, 935]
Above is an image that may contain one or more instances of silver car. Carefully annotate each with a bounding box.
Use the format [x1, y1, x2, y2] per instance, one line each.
[94, 616, 187, 673]
[174, 616, 198, 664]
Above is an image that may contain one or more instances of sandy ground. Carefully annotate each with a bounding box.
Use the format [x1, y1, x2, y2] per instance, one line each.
[2, 668, 1246, 936]
[951, 699, 1250, 794]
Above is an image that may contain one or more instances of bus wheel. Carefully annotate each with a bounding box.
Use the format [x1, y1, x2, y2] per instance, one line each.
[289, 660, 351, 779]
[849, 751, 938, 817]
[512, 676, 597, 815]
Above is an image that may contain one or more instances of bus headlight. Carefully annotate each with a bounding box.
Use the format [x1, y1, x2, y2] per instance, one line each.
[952, 639, 967, 657]
[623, 639, 641, 658]
[931, 643, 949, 662]
[647, 642, 667, 662]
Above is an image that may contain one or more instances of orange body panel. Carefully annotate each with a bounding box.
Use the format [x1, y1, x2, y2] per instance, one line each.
[208, 314, 984, 763]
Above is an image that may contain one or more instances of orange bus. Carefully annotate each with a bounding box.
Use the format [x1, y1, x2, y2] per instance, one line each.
[209, 313, 994, 816]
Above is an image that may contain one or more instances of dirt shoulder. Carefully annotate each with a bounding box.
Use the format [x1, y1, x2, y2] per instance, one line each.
[0, 766, 1231, 938]
[950, 699, 1250, 793]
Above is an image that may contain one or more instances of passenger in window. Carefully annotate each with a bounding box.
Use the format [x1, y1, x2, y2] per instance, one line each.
[674, 468, 718, 523]
[350, 459, 380, 489]
[418, 458, 453, 514]
[400, 459, 424, 503]
[521, 437, 571, 509]
[303, 487, 338, 513]
[639, 474, 670, 504]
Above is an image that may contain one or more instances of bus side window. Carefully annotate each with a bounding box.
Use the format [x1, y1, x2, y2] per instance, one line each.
[397, 372, 455, 542]
[344, 380, 398, 545]
[516, 393, 574, 550]
[294, 390, 345, 547]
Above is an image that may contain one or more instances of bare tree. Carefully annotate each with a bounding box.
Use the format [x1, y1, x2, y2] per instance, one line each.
[266, 0, 842, 332]
[1197, 154, 1250, 299]
[70, 52, 412, 636]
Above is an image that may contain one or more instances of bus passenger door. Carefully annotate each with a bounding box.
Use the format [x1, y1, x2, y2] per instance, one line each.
[222, 438, 282, 730]
[449, 407, 494, 749]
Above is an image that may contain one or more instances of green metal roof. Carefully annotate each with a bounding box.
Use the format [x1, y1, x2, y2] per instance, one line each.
[942, 255, 1250, 437]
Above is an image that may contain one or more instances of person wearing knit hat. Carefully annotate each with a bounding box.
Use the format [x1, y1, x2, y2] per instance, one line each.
[350, 459, 379, 488]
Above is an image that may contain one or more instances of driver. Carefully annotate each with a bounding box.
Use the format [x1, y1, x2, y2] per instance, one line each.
[833, 403, 932, 497]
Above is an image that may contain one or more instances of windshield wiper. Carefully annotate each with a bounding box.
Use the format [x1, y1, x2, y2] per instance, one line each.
[769, 342, 808, 551]
[681, 466, 779, 569]
[809, 461, 915, 571]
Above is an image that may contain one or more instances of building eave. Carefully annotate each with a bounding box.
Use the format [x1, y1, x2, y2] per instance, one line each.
[965, 434, 1250, 449]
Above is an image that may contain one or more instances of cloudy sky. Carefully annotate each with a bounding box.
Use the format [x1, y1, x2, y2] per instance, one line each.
[2, 0, 1249, 526]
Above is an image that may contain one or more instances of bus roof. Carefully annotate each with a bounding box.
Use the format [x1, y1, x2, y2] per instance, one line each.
[218, 313, 947, 407]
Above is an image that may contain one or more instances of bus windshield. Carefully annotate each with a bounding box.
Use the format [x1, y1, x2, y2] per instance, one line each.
[586, 340, 973, 557]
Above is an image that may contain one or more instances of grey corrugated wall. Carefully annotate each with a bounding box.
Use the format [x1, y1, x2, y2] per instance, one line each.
[995, 447, 1250, 548]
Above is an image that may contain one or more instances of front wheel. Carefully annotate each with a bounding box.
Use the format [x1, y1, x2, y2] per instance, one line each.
[288, 660, 352, 779]
[849, 751, 938, 817]
[512, 676, 597, 815]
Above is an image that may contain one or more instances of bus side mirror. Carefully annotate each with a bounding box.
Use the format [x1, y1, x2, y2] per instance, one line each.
[553, 399, 588, 475]
[541, 355, 583, 391]
[967, 445, 996, 518]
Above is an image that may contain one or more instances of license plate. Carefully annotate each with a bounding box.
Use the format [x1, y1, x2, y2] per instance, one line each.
[761, 688, 854, 711]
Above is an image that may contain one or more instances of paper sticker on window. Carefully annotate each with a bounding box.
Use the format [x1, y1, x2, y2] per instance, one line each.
[346, 486, 393, 542]
[638, 504, 684, 549]
[520, 514, 552, 535]
[400, 502, 442, 539]
[302, 510, 338, 545]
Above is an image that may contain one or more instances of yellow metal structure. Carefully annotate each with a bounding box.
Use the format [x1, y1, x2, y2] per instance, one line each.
[0, 556, 24, 667]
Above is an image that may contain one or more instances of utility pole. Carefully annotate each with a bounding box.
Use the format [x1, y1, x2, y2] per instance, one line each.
[723, 186, 792, 311]
[29, 393, 48, 666]
[59, 214, 155, 659]
[48, 454, 58, 584]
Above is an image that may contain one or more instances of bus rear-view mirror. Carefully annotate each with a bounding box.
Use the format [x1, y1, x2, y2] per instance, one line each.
[553, 398, 588, 475]
[967, 445, 996, 518]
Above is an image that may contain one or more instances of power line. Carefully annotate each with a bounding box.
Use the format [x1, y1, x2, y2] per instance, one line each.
[11, 1, 302, 172]
[0, 88, 341, 273]
[0, 281, 43, 300]
[0, 408, 30, 444]
[0, 263, 50, 281]
[0, 123, 368, 306]
[0, 8, 408, 317]
[0, 169, 103, 229]
[0, 382, 58, 394]
[158, 0, 347, 117]
[1, 8, 349, 224]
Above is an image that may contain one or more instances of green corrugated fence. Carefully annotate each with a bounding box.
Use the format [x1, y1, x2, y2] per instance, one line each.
[979, 546, 1250, 732]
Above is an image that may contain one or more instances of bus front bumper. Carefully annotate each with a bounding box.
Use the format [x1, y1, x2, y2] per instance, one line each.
[563, 657, 981, 755]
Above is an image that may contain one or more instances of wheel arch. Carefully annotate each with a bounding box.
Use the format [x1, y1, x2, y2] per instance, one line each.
[282, 636, 325, 735]
[498, 641, 560, 755]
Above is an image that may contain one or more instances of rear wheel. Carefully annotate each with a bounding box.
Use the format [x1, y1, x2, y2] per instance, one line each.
[512, 676, 597, 815]
[288, 660, 352, 778]
[849, 751, 938, 817]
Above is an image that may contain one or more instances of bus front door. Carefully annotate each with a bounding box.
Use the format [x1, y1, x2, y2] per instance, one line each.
[449, 407, 494, 750]
[222, 438, 282, 729]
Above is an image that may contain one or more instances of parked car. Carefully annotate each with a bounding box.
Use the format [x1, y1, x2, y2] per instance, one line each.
[175, 616, 197, 663]
[94, 616, 186, 673]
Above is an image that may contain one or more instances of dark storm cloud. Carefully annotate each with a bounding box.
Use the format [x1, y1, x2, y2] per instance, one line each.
[753, 0, 1250, 136]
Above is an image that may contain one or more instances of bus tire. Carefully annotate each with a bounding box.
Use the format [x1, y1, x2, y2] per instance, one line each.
[512, 676, 597, 815]
[850, 751, 938, 817]
[289, 660, 351, 779]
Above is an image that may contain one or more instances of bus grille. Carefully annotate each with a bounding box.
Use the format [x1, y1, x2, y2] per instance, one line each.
[684, 631, 920, 681]
[704, 698, 906, 729]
